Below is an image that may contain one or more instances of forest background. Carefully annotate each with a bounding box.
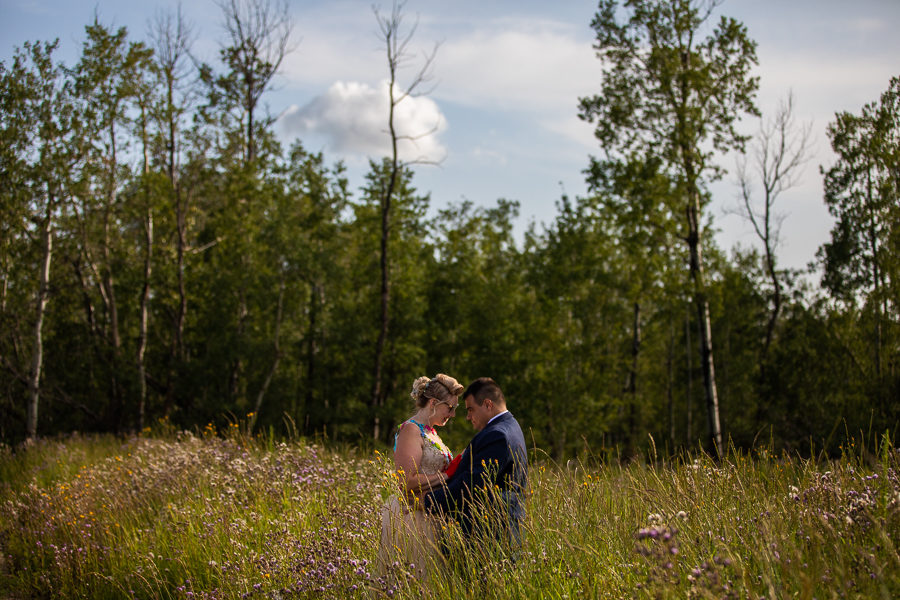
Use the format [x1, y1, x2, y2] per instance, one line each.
[1, 0, 898, 458]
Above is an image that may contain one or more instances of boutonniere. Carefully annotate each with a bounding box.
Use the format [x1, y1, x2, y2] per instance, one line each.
[443, 453, 463, 478]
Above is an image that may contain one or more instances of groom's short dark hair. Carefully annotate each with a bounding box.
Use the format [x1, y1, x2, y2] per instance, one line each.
[464, 377, 505, 407]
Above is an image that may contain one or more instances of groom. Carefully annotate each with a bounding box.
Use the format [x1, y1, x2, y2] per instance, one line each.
[424, 377, 528, 550]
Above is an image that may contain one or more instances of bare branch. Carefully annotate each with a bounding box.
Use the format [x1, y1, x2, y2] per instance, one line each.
[373, 1, 440, 104]
[150, 4, 196, 83]
[217, 0, 296, 75]
[735, 91, 813, 252]
[149, 4, 197, 179]
[215, 0, 297, 162]
[735, 90, 813, 360]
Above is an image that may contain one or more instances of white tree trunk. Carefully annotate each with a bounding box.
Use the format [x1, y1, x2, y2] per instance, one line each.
[688, 188, 723, 457]
[137, 206, 153, 431]
[697, 296, 723, 456]
[27, 207, 53, 441]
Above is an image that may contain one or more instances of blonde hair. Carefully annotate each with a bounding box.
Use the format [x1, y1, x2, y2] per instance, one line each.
[410, 373, 464, 408]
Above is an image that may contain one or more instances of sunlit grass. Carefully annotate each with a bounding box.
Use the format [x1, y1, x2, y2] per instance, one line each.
[1, 425, 898, 599]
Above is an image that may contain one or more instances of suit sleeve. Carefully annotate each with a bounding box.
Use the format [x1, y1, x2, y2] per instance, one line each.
[425, 429, 508, 514]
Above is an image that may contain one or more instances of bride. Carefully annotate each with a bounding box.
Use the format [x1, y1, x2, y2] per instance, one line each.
[377, 373, 463, 579]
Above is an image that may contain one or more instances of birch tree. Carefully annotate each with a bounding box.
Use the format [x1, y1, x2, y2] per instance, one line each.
[579, 0, 759, 456]
[0, 41, 83, 440]
[149, 5, 196, 415]
[72, 21, 153, 429]
[820, 76, 900, 396]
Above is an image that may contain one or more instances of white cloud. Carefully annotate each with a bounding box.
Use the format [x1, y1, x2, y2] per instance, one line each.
[846, 17, 888, 34]
[279, 11, 602, 113]
[471, 146, 508, 166]
[540, 114, 597, 153]
[757, 53, 897, 109]
[280, 26, 381, 89]
[277, 10, 603, 151]
[436, 23, 602, 113]
[279, 80, 447, 163]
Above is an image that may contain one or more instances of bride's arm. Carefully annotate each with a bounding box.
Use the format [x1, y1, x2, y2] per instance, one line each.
[394, 425, 447, 493]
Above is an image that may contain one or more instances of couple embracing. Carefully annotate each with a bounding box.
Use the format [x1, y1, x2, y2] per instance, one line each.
[377, 375, 527, 579]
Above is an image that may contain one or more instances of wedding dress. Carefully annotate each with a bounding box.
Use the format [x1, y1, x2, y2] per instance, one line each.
[377, 420, 451, 580]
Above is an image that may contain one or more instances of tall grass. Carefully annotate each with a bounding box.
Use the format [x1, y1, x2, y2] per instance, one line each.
[1, 425, 898, 598]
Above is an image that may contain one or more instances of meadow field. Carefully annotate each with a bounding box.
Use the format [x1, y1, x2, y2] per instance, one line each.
[1, 422, 898, 599]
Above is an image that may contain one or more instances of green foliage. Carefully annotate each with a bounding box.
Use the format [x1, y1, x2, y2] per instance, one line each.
[425, 198, 530, 451]
[579, 0, 759, 184]
[819, 75, 900, 414]
[1, 8, 898, 461]
[820, 76, 900, 304]
[326, 158, 433, 440]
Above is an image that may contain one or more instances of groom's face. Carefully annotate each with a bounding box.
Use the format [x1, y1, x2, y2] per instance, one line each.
[465, 395, 493, 432]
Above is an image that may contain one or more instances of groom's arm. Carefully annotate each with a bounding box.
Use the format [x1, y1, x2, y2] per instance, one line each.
[424, 459, 465, 514]
[424, 431, 509, 514]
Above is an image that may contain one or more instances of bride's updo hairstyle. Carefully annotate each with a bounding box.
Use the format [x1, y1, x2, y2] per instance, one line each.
[410, 373, 464, 408]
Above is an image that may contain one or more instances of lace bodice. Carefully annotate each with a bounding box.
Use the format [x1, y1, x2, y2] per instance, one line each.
[418, 436, 451, 474]
[394, 420, 451, 475]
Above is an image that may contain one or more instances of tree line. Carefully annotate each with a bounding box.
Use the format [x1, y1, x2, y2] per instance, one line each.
[1, 0, 898, 458]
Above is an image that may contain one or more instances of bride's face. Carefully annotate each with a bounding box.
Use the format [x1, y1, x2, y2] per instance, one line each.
[432, 397, 459, 426]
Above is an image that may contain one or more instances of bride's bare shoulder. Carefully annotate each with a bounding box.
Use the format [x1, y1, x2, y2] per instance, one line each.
[395, 421, 424, 449]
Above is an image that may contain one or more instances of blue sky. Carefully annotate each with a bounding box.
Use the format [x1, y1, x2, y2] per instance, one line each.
[3, 0, 899, 271]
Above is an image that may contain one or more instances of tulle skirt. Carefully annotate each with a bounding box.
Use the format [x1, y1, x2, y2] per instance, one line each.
[377, 494, 443, 580]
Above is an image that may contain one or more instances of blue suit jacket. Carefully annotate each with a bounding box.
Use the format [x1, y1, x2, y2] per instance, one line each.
[425, 411, 527, 540]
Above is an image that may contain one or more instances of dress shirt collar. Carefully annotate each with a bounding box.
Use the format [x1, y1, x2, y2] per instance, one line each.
[487, 410, 509, 426]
